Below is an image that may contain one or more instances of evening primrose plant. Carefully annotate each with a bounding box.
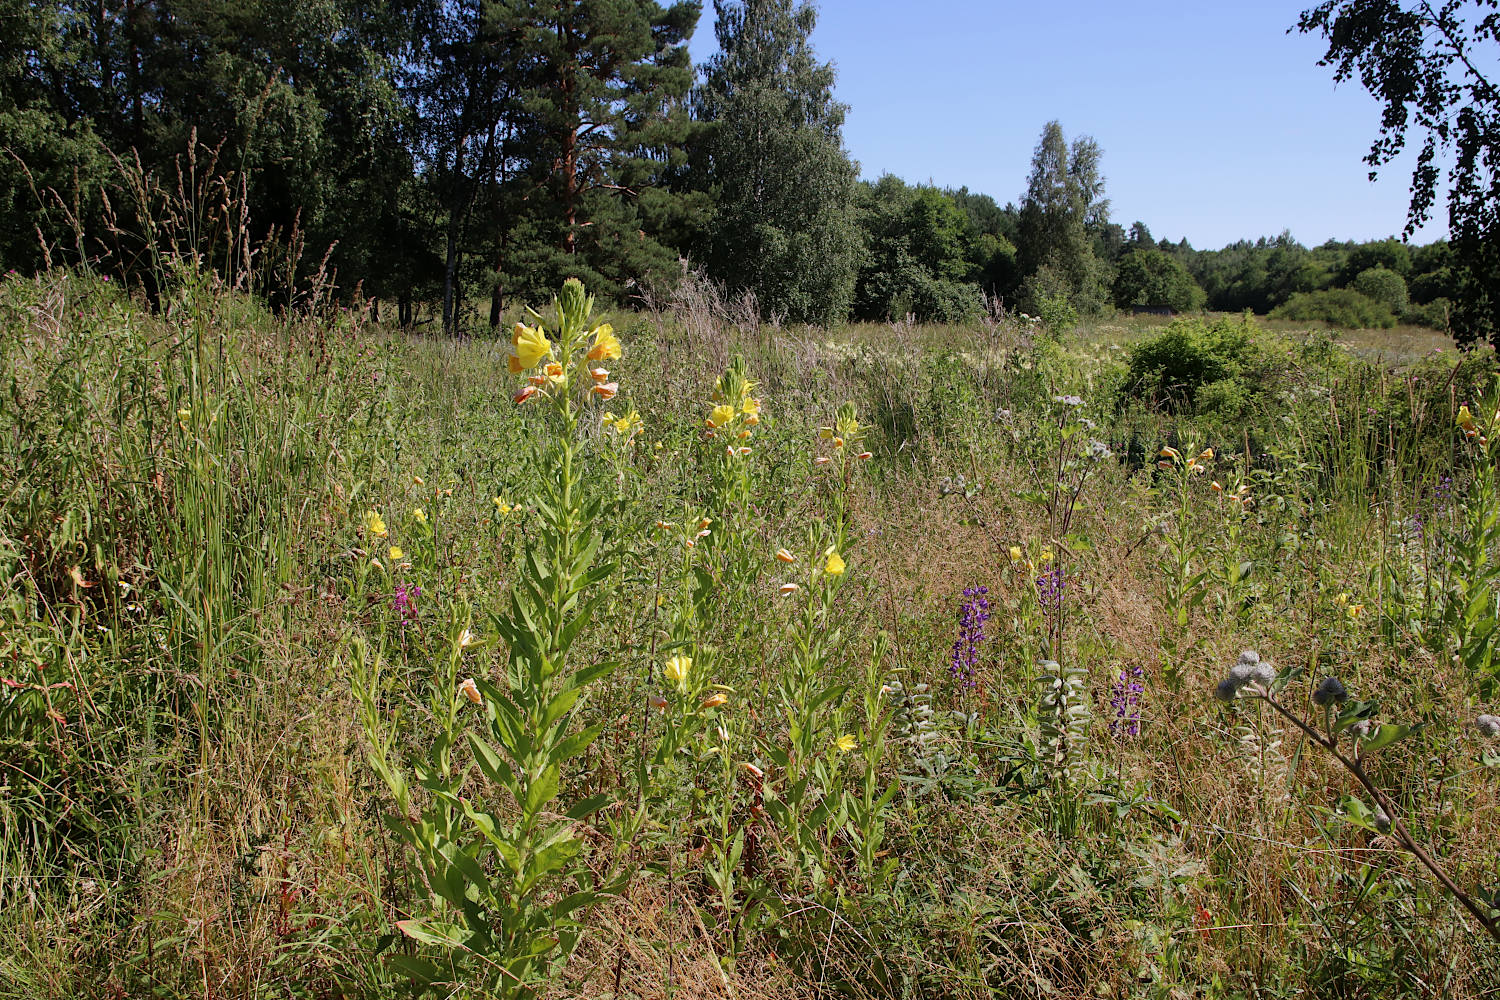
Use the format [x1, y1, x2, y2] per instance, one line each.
[358, 280, 629, 997]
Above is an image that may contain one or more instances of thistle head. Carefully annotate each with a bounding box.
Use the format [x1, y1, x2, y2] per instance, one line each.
[1477, 714, 1500, 738]
[1312, 677, 1349, 707]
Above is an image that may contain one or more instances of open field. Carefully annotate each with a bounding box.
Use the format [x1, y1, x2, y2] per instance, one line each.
[2, 269, 1499, 999]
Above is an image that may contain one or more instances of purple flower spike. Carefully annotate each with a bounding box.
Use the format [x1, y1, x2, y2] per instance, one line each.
[950, 587, 991, 689]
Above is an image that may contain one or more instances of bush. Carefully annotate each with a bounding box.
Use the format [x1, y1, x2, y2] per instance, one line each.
[1402, 297, 1451, 330]
[1120, 314, 1282, 415]
[1352, 265, 1409, 314]
[1270, 288, 1396, 329]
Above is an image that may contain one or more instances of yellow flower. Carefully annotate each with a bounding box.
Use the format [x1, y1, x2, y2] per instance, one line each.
[1008, 545, 1023, 563]
[1458, 405, 1478, 432]
[388, 546, 404, 561]
[543, 360, 566, 385]
[1334, 592, 1350, 606]
[742, 397, 760, 416]
[833, 734, 857, 753]
[1348, 603, 1364, 618]
[824, 550, 846, 576]
[664, 655, 692, 688]
[365, 510, 388, 538]
[510, 323, 552, 371]
[709, 403, 736, 428]
[700, 691, 728, 709]
[413, 507, 427, 524]
[176, 408, 191, 430]
[587, 324, 621, 362]
[818, 426, 834, 440]
[1040, 549, 1054, 563]
[493, 497, 512, 514]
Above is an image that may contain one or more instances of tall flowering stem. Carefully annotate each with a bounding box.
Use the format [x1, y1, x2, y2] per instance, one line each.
[1108, 665, 1144, 737]
[950, 586, 991, 689]
[358, 279, 625, 997]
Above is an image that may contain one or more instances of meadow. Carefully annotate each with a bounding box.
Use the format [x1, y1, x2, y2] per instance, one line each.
[4, 261, 1500, 1000]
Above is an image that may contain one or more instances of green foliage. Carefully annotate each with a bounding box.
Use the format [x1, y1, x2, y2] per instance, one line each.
[1015, 121, 1112, 316]
[697, 0, 860, 325]
[1112, 247, 1206, 312]
[1297, 0, 1500, 347]
[1352, 265, 1409, 314]
[853, 178, 984, 322]
[1271, 287, 1397, 328]
[1121, 314, 1281, 414]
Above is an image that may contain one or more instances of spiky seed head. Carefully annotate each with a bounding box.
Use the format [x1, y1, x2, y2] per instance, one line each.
[1313, 677, 1349, 707]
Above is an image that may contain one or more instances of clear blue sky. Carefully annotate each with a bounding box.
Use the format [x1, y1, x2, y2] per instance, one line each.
[687, 0, 1449, 249]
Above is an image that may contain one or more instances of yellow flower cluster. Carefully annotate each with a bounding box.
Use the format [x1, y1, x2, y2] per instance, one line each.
[1458, 405, 1488, 445]
[506, 279, 623, 408]
[704, 357, 761, 458]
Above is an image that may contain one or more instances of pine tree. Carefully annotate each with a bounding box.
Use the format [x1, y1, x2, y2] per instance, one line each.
[505, 0, 701, 304]
[697, 0, 860, 326]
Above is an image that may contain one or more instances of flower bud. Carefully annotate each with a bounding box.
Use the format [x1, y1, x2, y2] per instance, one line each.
[1312, 676, 1348, 707]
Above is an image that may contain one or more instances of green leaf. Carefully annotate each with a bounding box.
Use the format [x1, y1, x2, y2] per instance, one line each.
[549, 724, 603, 766]
[395, 917, 471, 949]
[1360, 723, 1413, 753]
[564, 792, 612, 820]
[524, 766, 561, 815]
[468, 732, 516, 789]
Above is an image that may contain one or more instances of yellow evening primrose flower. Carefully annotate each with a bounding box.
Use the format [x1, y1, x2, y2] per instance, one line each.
[176, 408, 192, 430]
[1040, 549, 1054, 563]
[493, 497, 512, 514]
[388, 546, 404, 561]
[1458, 405, 1477, 432]
[1008, 545, 1023, 563]
[709, 403, 736, 428]
[824, 550, 846, 576]
[365, 510, 388, 538]
[1334, 592, 1350, 606]
[510, 323, 552, 371]
[833, 734, 857, 753]
[587, 324, 621, 362]
[664, 655, 692, 689]
[1348, 603, 1364, 618]
[413, 507, 427, 524]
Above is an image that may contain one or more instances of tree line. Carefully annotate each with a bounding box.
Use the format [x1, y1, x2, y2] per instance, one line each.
[2, 0, 1493, 339]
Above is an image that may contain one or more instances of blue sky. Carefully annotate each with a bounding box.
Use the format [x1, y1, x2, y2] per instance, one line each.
[687, 0, 1449, 249]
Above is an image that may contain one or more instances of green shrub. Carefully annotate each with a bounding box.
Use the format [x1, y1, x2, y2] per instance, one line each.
[1121, 314, 1264, 413]
[1270, 288, 1396, 328]
[1402, 297, 1451, 330]
[1352, 265, 1409, 314]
